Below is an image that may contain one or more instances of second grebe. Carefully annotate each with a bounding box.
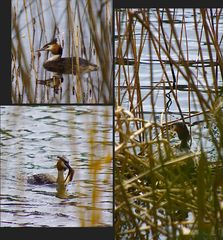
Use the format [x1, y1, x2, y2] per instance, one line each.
[36, 38, 98, 74]
[172, 122, 191, 149]
[27, 156, 74, 185]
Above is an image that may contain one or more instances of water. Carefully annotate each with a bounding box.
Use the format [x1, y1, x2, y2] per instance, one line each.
[0, 106, 113, 227]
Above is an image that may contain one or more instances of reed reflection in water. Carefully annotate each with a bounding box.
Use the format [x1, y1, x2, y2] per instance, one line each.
[0, 106, 113, 227]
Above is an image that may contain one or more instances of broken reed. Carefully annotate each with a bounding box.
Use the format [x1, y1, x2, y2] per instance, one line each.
[115, 8, 223, 239]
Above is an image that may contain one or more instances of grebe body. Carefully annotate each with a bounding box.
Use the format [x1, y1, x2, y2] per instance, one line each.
[27, 173, 56, 185]
[43, 57, 98, 74]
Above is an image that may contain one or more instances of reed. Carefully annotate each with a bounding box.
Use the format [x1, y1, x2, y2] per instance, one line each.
[115, 8, 223, 239]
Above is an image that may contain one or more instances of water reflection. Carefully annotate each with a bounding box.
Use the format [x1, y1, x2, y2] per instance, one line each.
[0, 106, 113, 227]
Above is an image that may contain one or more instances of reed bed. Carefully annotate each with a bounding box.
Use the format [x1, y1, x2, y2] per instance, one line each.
[115, 8, 223, 239]
[11, 0, 112, 104]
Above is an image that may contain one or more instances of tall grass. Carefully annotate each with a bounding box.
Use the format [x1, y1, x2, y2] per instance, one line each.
[115, 8, 223, 239]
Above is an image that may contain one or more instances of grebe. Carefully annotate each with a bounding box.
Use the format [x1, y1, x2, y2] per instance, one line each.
[27, 156, 74, 185]
[36, 38, 98, 74]
[171, 122, 191, 149]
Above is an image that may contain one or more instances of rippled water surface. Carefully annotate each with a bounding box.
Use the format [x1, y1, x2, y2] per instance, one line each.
[0, 106, 113, 227]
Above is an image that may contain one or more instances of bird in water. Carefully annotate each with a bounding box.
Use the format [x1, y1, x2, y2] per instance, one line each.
[36, 38, 98, 74]
[27, 156, 74, 185]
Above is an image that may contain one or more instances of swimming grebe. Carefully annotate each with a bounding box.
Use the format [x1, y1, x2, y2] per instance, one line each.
[36, 38, 98, 74]
[27, 156, 74, 185]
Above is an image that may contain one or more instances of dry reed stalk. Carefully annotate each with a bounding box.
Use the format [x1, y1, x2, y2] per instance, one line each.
[115, 8, 223, 239]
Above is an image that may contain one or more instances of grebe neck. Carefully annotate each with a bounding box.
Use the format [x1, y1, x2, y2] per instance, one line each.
[46, 54, 61, 62]
[57, 170, 65, 184]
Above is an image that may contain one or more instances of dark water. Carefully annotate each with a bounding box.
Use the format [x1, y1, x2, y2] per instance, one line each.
[0, 106, 113, 227]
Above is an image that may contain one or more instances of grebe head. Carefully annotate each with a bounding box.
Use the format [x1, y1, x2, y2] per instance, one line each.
[36, 38, 63, 56]
[56, 156, 74, 183]
[172, 122, 191, 149]
[56, 155, 70, 171]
